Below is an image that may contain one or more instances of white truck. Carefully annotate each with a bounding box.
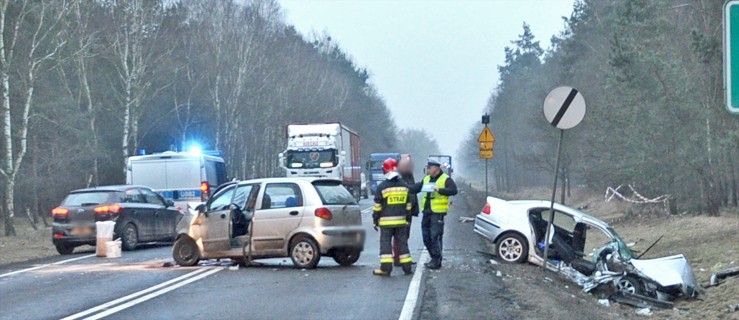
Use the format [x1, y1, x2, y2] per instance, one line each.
[278, 123, 362, 200]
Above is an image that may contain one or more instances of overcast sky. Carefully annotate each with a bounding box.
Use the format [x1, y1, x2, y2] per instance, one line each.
[279, 0, 575, 157]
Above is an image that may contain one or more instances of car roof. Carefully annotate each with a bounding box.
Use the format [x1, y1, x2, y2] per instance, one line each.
[502, 199, 611, 229]
[71, 185, 149, 193]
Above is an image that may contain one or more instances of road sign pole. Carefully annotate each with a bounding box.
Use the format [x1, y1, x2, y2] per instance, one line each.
[542, 129, 563, 270]
[485, 157, 488, 196]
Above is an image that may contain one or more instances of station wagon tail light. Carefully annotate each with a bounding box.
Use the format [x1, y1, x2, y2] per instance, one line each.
[481, 203, 491, 215]
[52, 207, 69, 216]
[315, 207, 333, 220]
[94, 204, 122, 214]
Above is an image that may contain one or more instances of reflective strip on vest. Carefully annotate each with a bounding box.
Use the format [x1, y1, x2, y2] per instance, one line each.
[421, 173, 450, 214]
[378, 215, 407, 227]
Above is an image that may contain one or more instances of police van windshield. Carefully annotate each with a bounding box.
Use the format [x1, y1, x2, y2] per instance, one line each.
[287, 150, 336, 169]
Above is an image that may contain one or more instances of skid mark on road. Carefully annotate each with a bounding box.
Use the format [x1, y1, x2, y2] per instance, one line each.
[61, 267, 223, 320]
[0, 254, 95, 279]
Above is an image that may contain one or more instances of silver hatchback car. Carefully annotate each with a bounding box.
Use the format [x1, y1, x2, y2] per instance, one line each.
[172, 178, 365, 269]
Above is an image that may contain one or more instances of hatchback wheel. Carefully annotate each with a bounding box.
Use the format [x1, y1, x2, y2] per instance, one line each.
[172, 237, 200, 267]
[290, 236, 321, 269]
[496, 233, 528, 263]
[121, 223, 138, 251]
[333, 248, 361, 266]
[55, 243, 74, 255]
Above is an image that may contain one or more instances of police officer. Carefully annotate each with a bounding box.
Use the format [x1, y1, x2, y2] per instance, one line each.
[373, 158, 413, 276]
[410, 159, 458, 270]
[393, 155, 418, 266]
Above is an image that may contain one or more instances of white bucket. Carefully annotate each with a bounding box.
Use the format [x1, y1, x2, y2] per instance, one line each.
[106, 240, 122, 258]
[96, 221, 116, 257]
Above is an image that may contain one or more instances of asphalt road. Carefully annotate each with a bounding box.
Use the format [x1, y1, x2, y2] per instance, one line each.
[0, 199, 429, 320]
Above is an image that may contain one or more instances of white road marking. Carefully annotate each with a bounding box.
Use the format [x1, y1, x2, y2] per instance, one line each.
[0, 254, 95, 279]
[61, 268, 210, 320]
[399, 250, 429, 320]
[361, 207, 374, 214]
[80, 267, 224, 320]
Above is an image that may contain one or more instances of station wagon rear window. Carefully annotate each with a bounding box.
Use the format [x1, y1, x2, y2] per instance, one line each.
[63, 192, 113, 207]
[313, 182, 356, 205]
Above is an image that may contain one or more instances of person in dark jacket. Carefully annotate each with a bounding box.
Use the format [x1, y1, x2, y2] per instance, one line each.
[372, 158, 414, 276]
[408, 159, 458, 270]
[393, 155, 418, 266]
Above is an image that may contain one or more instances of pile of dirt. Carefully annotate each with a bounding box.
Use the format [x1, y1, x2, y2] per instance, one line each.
[0, 221, 59, 266]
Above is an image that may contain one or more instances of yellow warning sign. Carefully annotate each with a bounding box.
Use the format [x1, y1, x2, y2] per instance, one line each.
[480, 142, 493, 150]
[480, 150, 493, 159]
[478, 127, 495, 143]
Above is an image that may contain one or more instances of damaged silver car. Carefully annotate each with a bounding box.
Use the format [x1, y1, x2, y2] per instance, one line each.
[474, 197, 700, 306]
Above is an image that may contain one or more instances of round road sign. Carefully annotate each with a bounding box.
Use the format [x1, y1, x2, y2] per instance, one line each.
[542, 86, 586, 130]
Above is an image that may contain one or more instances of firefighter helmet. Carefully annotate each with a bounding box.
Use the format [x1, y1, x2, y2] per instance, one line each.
[382, 158, 398, 174]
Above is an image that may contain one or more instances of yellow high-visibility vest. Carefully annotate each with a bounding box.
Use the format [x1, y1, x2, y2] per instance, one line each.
[421, 173, 449, 214]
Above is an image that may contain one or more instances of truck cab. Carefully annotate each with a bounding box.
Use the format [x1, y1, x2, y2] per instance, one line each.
[366, 153, 400, 195]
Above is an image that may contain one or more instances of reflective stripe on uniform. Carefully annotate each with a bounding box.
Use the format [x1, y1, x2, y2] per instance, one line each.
[399, 253, 413, 264]
[378, 215, 407, 226]
[380, 254, 394, 264]
[373, 203, 382, 212]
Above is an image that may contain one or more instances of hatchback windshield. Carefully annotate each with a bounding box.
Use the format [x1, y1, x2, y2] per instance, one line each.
[63, 192, 112, 207]
[608, 227, 635, 260]
[313, 182, 356, 205]
[287, 150, 336, 169]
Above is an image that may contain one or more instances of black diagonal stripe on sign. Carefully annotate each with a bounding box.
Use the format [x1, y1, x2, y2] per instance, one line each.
[551, 88, 578, 127]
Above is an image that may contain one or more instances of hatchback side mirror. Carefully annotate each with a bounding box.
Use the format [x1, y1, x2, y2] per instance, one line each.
[166, 199, 175, 207]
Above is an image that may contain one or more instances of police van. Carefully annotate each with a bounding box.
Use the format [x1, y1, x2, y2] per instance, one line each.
[125, 150, 227, 210]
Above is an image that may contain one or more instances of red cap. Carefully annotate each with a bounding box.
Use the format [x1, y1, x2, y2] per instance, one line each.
[382, 158, 398, 174]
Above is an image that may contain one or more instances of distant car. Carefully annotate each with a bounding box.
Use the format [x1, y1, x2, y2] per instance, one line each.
[360, 172, 369, 199]
[474, 197, 699, 301]
[172, 178, 365, 269]
[52, 185, 183, 254]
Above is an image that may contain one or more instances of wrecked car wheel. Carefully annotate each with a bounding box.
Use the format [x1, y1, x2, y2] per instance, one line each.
[290, 236, 321, 269]
[496, 233, 528, 263]
[617, 275, 644, 295]
[172, 237, 200, 267]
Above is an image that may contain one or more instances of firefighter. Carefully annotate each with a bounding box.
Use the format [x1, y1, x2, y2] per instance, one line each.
[373, 158, 413, 276]
[409, 159, 458, 270]
[393, 155, 418, 266]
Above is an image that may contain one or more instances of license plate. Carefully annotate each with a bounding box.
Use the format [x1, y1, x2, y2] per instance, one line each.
[71, 227, 91, 236]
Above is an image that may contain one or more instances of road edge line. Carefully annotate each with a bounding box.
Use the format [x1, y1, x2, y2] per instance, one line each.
[399, 250, 428, 320]
[82, 267, 224, 320]
[0, 254, 95, 279]
[61, 268, 209, 320]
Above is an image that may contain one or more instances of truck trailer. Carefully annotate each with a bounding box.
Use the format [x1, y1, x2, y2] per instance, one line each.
[278, 123, 362, 200]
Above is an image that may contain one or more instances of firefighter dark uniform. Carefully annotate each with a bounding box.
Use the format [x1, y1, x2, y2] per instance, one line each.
[373, 159, 413, 276]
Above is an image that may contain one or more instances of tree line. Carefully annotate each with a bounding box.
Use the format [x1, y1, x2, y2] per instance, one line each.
[0, 0, 403, 236]
[460, 0, 738, 215]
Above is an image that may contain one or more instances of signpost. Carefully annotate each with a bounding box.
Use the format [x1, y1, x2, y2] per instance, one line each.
[725, 0, 739, 114]
[479, 114, 494, 196]
[541, 86, 586, 270]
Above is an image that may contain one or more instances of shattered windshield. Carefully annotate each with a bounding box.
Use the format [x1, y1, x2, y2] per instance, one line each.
[607, 227, 634, 260]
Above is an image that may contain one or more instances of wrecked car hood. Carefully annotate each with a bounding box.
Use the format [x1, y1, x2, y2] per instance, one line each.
[629, 254, 698, 292]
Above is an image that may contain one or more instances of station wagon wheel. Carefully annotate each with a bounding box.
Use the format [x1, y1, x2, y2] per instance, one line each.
[172, 236, 200, 267]
[55, 243, 74, 255]
[290, 236, 321, 269]
[121, 223, 138, 251]
[496, 233, 528, 263]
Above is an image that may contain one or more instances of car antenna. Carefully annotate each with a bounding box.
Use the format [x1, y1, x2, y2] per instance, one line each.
[636, 234, 664, 259]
